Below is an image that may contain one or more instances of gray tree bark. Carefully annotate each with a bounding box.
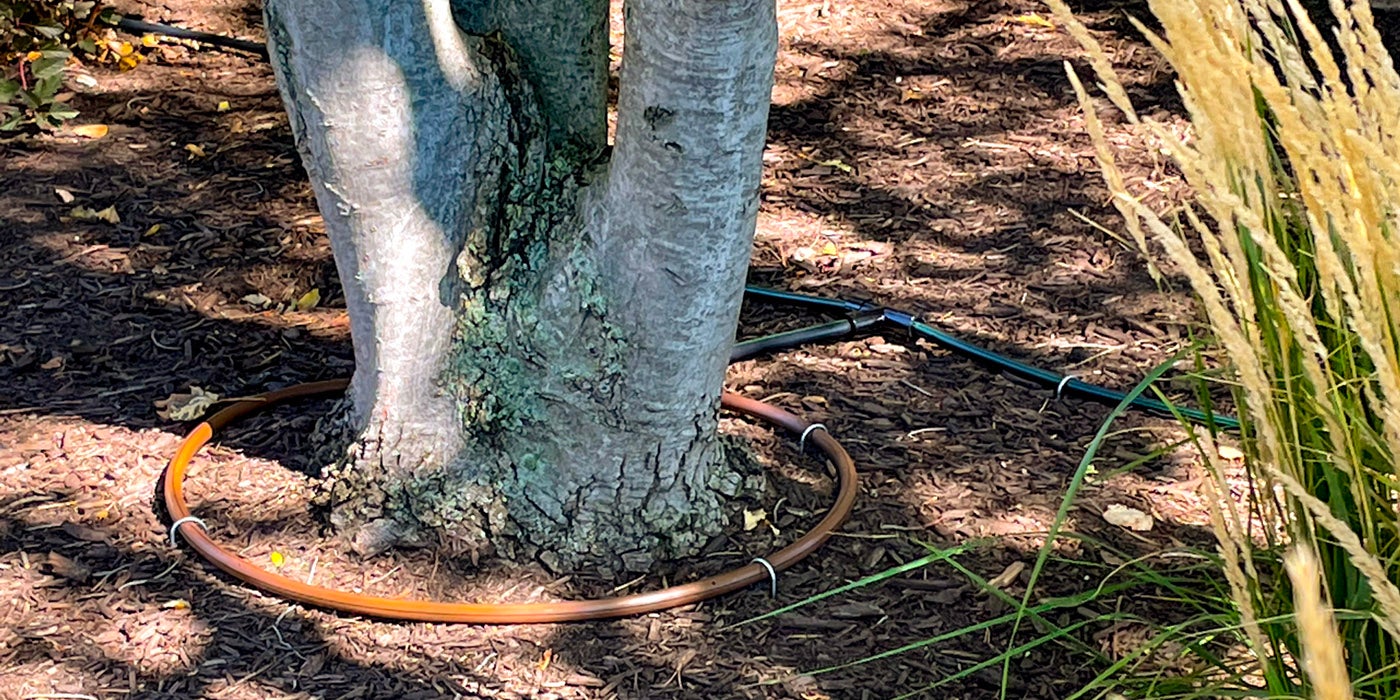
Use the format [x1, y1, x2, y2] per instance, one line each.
[264, 0, 776, 573]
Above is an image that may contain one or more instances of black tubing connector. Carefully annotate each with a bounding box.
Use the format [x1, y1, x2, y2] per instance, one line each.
[744, 285, 1239, 430]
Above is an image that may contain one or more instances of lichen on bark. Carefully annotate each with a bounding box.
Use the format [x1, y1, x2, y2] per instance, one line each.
[269, 0, 774, 573]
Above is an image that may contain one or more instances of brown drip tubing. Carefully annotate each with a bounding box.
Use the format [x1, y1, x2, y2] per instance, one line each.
[162, 379, 858, 623]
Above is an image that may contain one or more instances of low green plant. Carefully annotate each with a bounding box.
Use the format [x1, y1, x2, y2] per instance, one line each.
[733, 363, 1256, 699]
[0, 0, 119, 130]
[1045, 0, 1400, 696]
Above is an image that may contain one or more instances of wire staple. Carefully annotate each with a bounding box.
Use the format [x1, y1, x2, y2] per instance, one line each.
[1055, 374, 1078, 400]
[752, 557, 778, 597]
[799, 423, 827, 452]
[169, 516, 208, 546]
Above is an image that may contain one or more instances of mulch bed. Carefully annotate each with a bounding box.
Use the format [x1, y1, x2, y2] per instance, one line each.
[8, 0, 1361, 697]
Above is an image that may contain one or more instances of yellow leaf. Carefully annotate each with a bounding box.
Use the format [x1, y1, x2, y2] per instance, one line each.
[117, 42, 135, 57]
[71, 205, 120, 224]
[162, 599, 190, 610]
[819, 241, 839, 256]
[743, 508, 766, 531]
[72, 124, 109, 139]
[93, 205, 120, 224]
[1012, 13, 1054, 28]
[144, 224, 162, 237]
[269, 551, 285, 568]
[25, 51, 42, 62]
[184, 143, 207, 158]
[217, 101, 230, 112]
[295, 288, 321, 311]
[141, 34, 159, 48]
[817, 158, 854, 174]
[118, 54, 142, 71]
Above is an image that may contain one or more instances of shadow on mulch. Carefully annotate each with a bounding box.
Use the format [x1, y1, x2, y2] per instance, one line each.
[0, 508, 512, 699]
[0, 0, 1255, 698]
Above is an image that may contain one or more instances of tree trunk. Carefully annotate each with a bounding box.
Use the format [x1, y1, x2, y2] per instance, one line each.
[264, 0, 776, 573]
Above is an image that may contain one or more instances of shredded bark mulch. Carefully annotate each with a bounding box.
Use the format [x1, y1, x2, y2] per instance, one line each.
[12, 0, 1378, 697]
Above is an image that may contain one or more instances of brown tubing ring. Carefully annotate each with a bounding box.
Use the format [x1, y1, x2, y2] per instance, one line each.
[162, 379, 858, 623]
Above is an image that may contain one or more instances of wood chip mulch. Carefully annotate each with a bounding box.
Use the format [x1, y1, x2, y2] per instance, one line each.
[13, 0, 1379, 697]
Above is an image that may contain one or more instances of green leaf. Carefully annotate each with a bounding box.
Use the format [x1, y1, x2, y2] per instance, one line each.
[34, 22, 63, 38]
[0, 78, 19, 103]
[31, 56, 67, 81]
[45, 102, 78, 121]
[32, 74, 62, 100]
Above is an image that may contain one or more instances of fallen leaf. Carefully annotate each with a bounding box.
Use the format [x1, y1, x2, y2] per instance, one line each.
[93, 205, 120, 224]
[784, 675, 829, 700]
[144, 224, 162, 237]
[1103, 504, 1154, 532]
[61, 521, 107, 542]
[70, 205, 121, 224]
[71, 124, 109, 139]
[987, 560, 1026, 589]
[162, 599, 190, 610]
[217, 100, 230, 112]
[141, 34, 160, 48]
[54, 188, 75, 203]
[40, 356, 63, 370]
[242, 293, 273, 308]
[818, 241, 839, 256]
[41, 551, 90, 582]
[1217, 444, 1244, 461]
[185, 143, 207, 158]
[828, 601, 885, 619]
[294, 288, 321, 311]
[155, 386, 221, 421]
[269, 551, 285, 568]
[1013, 13, 1055, 28]
[743, 508, 766, 531]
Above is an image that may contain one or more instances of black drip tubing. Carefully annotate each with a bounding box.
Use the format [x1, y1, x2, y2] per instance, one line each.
[115, 17, 268, 57]
[743, 286, 1239, 430]
[110, 16, 1238, 431]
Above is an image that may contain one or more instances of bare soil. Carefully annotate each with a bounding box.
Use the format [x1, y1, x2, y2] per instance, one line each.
[8, 1, 1390, 698]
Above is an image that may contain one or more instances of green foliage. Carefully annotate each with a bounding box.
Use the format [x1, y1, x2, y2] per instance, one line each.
[1047, 0, 1400, 696]
[0, 0, 117, 130]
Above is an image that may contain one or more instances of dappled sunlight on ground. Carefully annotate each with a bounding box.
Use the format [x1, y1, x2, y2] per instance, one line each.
[0, 0, 1310, 696]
